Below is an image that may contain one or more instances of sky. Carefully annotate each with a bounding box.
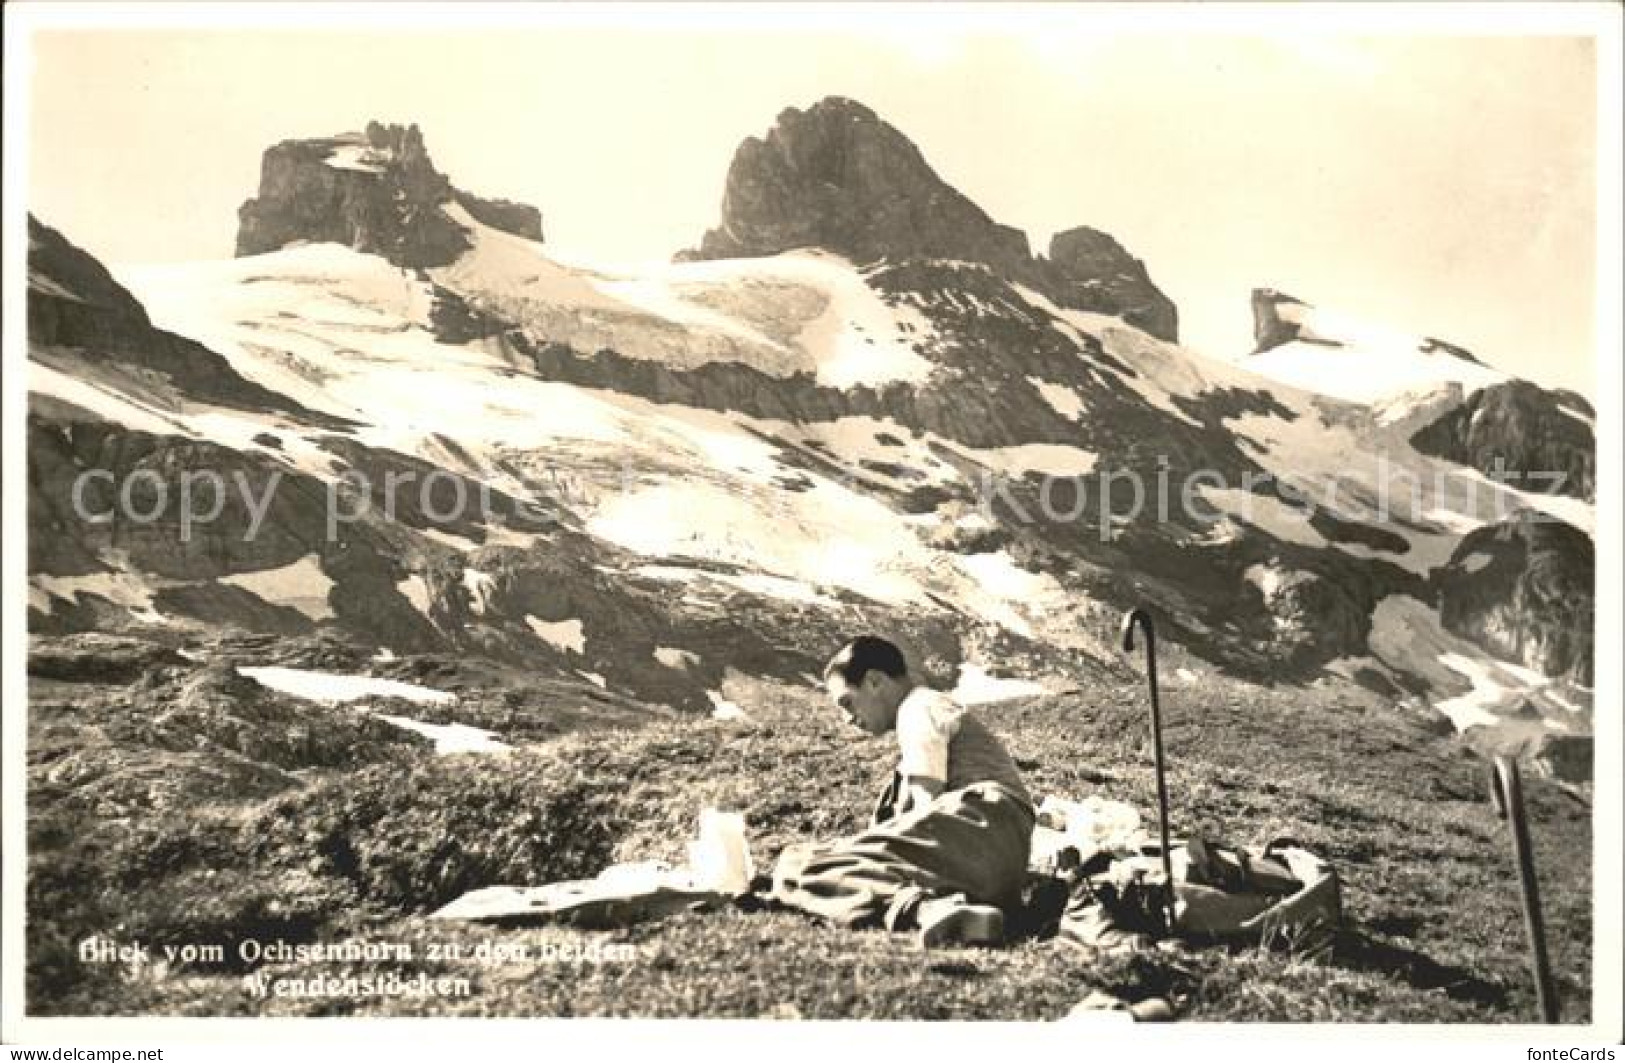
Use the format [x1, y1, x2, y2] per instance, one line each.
[20, 12, 1606, 396]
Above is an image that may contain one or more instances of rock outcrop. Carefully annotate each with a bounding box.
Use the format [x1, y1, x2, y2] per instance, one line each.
[1434, 510, 1593, 684]
[1417, 336, 1488, 367]
[1047, 226, 1178, 343]
[27, 632, 187, 684]
[1410, 380, 1596, 501]
[682, 97, 1179, 341]
[451, 189, 543, 243]
[682, 98, 1030, 271]
[236, 121, 541, 268]
[28, 216, 154, 350]
[1251, 289, 1319, 353]
[1244, 561, 1377, 668]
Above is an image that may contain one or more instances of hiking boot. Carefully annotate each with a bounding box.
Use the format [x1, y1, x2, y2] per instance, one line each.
[917, 900, 1005, 949]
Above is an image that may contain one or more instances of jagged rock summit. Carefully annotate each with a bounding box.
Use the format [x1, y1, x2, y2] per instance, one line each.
[1251, 289, 1316, 353]
[683, 97, 1178, 341]
[236, 121, 543, 269]
[685, 97, 1029, 268]
[1046, 226, 1178, 342]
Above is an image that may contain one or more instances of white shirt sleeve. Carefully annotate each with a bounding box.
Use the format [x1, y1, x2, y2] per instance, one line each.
[895, 689, 962, 783]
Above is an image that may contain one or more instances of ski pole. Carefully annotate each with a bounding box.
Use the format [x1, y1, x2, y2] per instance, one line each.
[1121, 608, 1175, 933]
[1488, 756, 1558, 1022]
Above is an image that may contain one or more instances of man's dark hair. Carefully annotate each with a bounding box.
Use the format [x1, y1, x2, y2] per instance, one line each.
[823, 635, 908, 686]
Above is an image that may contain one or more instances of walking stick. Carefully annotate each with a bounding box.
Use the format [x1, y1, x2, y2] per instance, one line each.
[1488, 756, 1559, 1022]
[1121, 608, 1176, 934]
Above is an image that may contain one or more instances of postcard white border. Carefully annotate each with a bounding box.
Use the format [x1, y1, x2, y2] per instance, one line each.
[3, 2, 1620, 1053]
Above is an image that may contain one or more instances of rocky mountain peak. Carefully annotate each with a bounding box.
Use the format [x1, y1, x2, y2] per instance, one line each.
[361, 120, 433, 168]
[1251, 288, 1314, 353]
[1046, 226, 1179, 342]
[682, 95, 1030, 271]
[235, 121, 542, 269]
[682, 96, 1179, 341]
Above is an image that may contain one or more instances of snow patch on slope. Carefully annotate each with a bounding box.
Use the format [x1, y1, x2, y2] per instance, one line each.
[321, 138, 388, 173]
[1011, 287, 1304, 429]
[952, 663, 1044, 705]
[1199, 487, 1328, 550]
[222, 554, 336, 622]
[707, 690, 749, 721]
[592, 479, 926, 608]
[526, 615, 586, 655]
[940, 440, 1099, 478]
[463, 569, 497, 614]
[1027, 377, 1087, 421]
[32, 568, 166, 625]
[1221, 404, 1590, 574]
[655, 646, 700, 670]
[373, 714, 511, 755]
[240, 660, 508, 754]
[237, 665, 455, 706]
[1433, 654, 1515, 732]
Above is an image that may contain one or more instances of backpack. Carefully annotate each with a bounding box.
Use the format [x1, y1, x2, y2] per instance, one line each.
[1055, 835, 1342, 960]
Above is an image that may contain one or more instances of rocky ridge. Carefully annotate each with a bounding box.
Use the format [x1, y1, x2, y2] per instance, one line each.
[681, 98, 1178, 341]
[236, 121, 542, 268]
[28, 217, 329, 418]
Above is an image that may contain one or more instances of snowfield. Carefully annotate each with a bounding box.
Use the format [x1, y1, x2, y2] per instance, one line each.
[31, 566, 166, 625]
[1027, 376, 1087, 421]
[526, 615, 586, 655]
[94, 233, 1592, 729]
[1220, 405, 1587, 574]
[433, 207, 938, 388]
[1241, 301, 1507, 405]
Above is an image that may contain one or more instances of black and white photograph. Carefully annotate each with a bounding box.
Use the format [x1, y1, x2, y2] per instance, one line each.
[3, 2, 1620, 1048]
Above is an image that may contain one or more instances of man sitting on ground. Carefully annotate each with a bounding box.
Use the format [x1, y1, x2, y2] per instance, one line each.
[772, 635, 1035, 947]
